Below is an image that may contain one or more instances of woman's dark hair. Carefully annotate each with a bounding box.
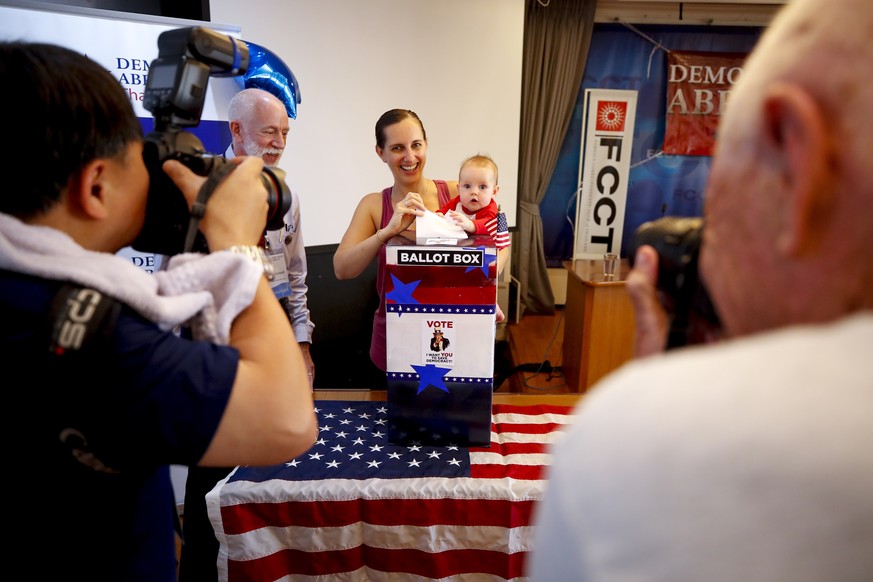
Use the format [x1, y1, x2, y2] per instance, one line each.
[375, 109, 426, 149]
[0, 41, 143, 218]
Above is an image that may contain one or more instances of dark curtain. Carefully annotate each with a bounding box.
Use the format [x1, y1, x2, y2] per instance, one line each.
[516, 0, 596, 314]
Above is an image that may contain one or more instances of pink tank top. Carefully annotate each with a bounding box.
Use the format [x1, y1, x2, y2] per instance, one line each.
[369, 180, 451, 371]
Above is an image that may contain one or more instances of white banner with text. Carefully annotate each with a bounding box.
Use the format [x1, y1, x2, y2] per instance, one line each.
[574, 89, 637, 259]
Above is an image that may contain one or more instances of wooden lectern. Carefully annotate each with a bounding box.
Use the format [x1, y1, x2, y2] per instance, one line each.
[562, 258, 635, 393]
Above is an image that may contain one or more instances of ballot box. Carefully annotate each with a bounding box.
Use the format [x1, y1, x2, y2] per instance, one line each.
[384, 234, 497, 446]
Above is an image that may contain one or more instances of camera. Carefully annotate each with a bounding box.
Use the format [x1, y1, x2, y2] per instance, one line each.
[629, 216, 722, 349]
[131, 26, 291, 256]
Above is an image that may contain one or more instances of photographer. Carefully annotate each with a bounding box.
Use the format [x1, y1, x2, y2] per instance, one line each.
[530, 0, 873, 579]
[0, 41, 317, 582]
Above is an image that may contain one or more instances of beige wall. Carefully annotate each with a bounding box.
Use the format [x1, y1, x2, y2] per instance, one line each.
[210, 0, 524, 248]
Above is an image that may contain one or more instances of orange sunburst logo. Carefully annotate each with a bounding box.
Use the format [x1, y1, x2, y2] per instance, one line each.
[595, 101, 627, 132]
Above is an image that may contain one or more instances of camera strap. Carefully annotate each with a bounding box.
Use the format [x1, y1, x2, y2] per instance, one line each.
[48, 283, 121, 357]
[183, 162, 238, 253]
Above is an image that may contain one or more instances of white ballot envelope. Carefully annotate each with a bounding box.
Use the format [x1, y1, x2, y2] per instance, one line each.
[415, 210, 468, 245]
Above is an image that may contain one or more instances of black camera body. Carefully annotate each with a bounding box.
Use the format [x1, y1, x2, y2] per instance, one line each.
[629, 216, 722, 348]
[131, 26, 291, 256]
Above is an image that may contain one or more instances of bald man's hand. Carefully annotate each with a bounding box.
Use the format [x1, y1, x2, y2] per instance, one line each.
[626, 245, 669, 358]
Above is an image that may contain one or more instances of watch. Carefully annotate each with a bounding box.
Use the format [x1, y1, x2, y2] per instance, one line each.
[227, 245, 275, 281]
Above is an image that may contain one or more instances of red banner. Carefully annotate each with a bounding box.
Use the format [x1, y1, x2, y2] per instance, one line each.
[663, 51, 748, 156]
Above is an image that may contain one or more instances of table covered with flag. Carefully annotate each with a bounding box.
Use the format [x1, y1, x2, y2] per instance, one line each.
[207, 399, 576, 581]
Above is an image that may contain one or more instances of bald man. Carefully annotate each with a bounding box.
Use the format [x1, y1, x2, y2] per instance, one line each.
[530, 0, 873, 579]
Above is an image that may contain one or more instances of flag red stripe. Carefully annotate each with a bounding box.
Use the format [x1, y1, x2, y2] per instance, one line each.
[221, 497, 537, 533]
[386, 286, 499, 305]
[481, 421, 571, 437]
[493, 404, 574, 416]
[476, 441, 553, 455]
[228, 545, 530, 580]
[470, 463, 546, 480]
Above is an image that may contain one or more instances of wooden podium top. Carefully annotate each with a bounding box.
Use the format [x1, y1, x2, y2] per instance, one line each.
[563, 258, 630, 287]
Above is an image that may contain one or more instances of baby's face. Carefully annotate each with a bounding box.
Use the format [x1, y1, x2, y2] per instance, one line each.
[458, 164, 498, 212]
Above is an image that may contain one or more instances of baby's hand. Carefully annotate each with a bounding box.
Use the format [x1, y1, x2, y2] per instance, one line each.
[447, 210, 474, 233]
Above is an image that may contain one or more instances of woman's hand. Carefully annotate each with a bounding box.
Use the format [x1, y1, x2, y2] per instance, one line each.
[384, 191, 424, 237]
[397, 192, 425, 216]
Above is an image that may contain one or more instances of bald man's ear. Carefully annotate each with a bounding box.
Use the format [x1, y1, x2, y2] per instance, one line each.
[229, 120, 241, 137]
[761, 82, 832, 256]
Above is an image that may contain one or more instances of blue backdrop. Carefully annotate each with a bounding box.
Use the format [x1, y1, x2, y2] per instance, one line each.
[540, 23, 764, 264]
[138, 118, 231, 155]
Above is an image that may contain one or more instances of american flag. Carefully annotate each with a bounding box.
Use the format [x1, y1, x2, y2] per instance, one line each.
[209, 400, 575, 581]
[486, 207, 511, 251]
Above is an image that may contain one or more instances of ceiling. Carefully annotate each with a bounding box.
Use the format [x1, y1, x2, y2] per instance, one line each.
[595, 1, 786, 26]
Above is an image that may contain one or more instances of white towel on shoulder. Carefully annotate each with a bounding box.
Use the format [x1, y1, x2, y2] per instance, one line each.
[0, 213, 261, 344]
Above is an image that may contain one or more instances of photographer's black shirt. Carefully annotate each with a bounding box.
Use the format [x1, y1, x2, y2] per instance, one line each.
[0, 269, 239, 582]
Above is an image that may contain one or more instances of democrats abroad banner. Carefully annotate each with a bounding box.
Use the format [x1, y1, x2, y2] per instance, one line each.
[0, 4, 240, 142]
[574, 89, 637, 260]
[663, 50, 748, 157]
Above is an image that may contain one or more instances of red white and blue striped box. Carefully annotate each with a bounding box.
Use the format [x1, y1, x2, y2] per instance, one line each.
[385, 235, 497, 446]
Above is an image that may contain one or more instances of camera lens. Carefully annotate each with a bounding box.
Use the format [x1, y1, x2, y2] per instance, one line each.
[260, 166, 292, 231]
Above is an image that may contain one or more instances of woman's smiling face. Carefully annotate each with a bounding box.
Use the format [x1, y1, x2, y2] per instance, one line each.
[378, 117, 427, 185]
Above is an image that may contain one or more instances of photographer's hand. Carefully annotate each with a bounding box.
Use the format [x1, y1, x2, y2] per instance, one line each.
[163, 155, 317, 467]
[163, 156, 268, 250]
[626, 245, 670, 358]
